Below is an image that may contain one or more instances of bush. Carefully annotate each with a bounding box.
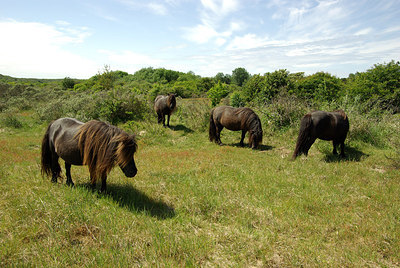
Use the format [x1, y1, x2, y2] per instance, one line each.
[61, 77, 75, 90]
[230, 91, 246, 107]
[258, 92, 310, 131]
[1, 113, 23, 128]
[207, 82, 229, 107]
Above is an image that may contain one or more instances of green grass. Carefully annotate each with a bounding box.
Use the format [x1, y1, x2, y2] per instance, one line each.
[1, 104, 400, 267]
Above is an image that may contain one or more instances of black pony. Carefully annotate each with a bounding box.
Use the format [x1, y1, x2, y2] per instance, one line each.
[154, 94, 177, 127]
[209, 106, 263, 149]
[292, 110, 349, 159]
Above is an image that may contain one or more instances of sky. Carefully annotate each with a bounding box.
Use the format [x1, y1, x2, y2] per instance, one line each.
[0, 0, 399, 79]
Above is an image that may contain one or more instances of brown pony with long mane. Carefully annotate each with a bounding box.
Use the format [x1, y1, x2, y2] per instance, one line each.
[292, 110, 349, 159]
[154, 94, 177, 127]
[209, 106, 263, 149]
[41, 118, 137, 192]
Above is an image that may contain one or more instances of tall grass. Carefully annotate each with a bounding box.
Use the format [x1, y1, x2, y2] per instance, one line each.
[1, 97, 400, 266]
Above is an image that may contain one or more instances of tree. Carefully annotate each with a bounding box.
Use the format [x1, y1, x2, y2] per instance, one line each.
[295, 72, 343, 102]
[61, 77, 75, 90]
[345, 60, 400, 110]
[207, 82, 229, 107]
[215, 72, 231, 84]
[242, 74, 266, 103]
[231, 67, 250, 87]
[97, 65, 116, 91]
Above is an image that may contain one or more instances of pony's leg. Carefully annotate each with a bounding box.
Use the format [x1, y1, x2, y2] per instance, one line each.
[167, 114, 171, 127]
[65, 163, 74, 187]
[216, 125, 223, 145]
[162, 114, 166, 127]
[157, 112, 163, 124]
[90, 175, 97, 191]
[340, 141, 346, 157]
[100, 175, 107, 193]
[304, 137, 316, 156]
[51, 154, 60, 183]
[332, 141, 338, 155]
[240, 130, 246, 147]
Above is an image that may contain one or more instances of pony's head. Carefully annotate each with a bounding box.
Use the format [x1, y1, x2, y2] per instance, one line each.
[167, 94, 176, 111]
[248, 116, 263, 149]
[77, 120, 138, 180]
[112, 133, 138, 178]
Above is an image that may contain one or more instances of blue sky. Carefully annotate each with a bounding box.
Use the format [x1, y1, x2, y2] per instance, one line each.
[0, 0, 399, 78]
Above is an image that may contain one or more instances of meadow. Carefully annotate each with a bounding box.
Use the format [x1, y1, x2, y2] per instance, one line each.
[1, 98, 399, 266]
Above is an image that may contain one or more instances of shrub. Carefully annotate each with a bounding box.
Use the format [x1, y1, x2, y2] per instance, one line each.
[259, 92, 310, 131]
[61, 77, 75, 90]
[1, 113, 23, 128]
[207, 82, 229, 107]
[230, 91, 246, 107]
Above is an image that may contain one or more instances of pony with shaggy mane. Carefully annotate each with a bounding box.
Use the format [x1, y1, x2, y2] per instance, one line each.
[209, 106, 263, 149]
[41, 118, 137, 192]
[292, 110, 349, 159]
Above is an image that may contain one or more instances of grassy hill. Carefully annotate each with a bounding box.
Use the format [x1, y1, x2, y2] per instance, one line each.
[1, 99, 399, 266]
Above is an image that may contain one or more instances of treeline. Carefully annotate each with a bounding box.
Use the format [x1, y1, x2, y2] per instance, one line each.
[66, 61, 400, 110]
[0, 60, 399, 126]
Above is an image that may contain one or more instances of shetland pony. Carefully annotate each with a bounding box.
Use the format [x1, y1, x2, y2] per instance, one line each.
[41, 118, 137, 192]
[292, 110, 349, 159]
[209, 106, 263, 149]
[154, 94, 177, 127]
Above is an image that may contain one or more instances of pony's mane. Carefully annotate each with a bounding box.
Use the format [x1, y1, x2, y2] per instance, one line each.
[235, 108, 263, 147]
[75, 120, 137, 180]
[167, 94, 177, 111]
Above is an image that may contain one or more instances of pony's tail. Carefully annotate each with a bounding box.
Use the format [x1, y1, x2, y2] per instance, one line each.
[209, 108, 217, 142]
[292, 114, 313, 160]
[41, 122, 60, 178]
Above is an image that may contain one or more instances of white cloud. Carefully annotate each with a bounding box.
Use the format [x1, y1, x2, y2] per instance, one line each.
[0, 20, 96, 78]
[201, 0, 239, 15]
[354, 28, 373, 36]
[226, 33, 269, 50]
[98, 49, 163, 70]
[183, 24, 218, 44]
[182, 0, 243, 45]
[117, 0, 173, 15]
[147, 3, 168, 15]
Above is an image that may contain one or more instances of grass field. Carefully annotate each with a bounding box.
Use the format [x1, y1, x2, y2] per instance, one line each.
[1, 100, 400, 266]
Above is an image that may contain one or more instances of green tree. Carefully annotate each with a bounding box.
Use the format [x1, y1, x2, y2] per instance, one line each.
[61, 77, 75, 90]
[259, 69, 291, 103]
[215, 72, 231, 84]
[231, 67, 250, 87]
[345, 60, 400, 110]
[242, 74, 266, 103]
[97, 65, 116, 91]
[295, 72, 343, 102]
[230, 91, 246, 107]
[207, 82, 229, 107]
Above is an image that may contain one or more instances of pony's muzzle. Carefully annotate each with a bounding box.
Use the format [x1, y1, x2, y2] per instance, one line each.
[120, 161, 137, 178]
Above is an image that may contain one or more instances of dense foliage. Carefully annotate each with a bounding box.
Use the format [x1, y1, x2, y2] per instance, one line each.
[0, 60, 399, 128]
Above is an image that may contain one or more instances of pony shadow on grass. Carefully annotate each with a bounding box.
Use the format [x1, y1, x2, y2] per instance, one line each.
[79, 183, 175, 219]
[324, 145, 368, 163]
[171, 124, 194, 133]
[230, 142, 273, 151]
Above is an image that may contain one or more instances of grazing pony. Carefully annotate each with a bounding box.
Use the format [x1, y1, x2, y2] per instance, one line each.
[209, 106, 263, 149]
[41, 118, 137, 192]
[154, 94, 177, 127]
[292, 110, 349, 159]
